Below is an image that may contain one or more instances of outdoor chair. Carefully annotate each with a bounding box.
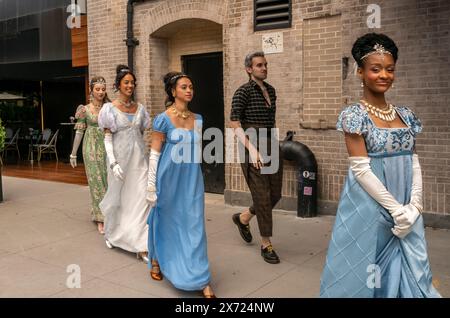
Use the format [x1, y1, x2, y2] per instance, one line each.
[1, 128, 21, 161]
[36, 129, 59, 162]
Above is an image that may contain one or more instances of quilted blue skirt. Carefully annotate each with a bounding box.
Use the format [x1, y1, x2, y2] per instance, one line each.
[320, 152, 441, 298]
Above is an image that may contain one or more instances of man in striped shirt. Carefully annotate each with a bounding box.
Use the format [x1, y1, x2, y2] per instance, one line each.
[230, 51, 283, 264]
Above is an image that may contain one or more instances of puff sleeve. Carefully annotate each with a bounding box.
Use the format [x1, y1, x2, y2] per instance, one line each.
[98, 103, 118, 133]
[74, 105, 87, 131]
[336, 104, 368, 135]
[140, 104, 151, 131]
[152, 113, 169, 134]
[396, 106, 423, 136]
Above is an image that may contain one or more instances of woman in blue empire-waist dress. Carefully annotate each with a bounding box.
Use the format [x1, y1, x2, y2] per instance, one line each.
[320, 33, 441, 298]
[146, 72, 215, 298]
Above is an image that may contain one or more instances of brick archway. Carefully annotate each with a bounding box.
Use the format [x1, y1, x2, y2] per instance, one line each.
[135, 0, 226, 115]
[144, 0, 225, 36]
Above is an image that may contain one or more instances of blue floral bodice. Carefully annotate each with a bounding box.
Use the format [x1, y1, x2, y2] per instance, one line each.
[336, 103, 422, 156]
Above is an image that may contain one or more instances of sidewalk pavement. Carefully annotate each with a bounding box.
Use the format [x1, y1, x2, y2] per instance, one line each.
[0, 176, 448, 298]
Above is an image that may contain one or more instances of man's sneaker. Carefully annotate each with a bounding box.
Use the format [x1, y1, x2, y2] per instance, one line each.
[232, 213, 252, 243]
[261, 245, 280, 264]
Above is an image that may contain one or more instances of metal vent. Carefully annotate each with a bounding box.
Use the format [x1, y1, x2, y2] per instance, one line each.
[254, 0, 292, 31]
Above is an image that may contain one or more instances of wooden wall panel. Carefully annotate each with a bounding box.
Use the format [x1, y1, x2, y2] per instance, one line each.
[71, 15, 88, 67]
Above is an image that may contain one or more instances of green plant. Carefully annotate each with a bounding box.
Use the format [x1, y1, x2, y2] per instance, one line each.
[0, 117, 5, 151]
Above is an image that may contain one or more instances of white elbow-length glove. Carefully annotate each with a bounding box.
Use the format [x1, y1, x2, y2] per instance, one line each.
[104, 133, 124, 181]
[391, 204, 421, 238]
[70, 130, 84, 168]
[147, 149, 160, 207]
[410, 154, 424, 213]
[391, 154, 424, 237]
[349, 157, 420, 239]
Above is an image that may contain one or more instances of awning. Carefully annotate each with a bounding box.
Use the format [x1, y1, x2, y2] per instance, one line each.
[0, 92, 26, 100]
[0, 60, 86, 82]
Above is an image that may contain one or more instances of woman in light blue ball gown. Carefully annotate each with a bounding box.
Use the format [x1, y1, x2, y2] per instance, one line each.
[320, 33, 441, 298]
[146, 72, 215, 298]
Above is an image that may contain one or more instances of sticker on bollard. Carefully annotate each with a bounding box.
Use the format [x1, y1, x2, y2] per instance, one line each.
[303, 171, 316, 180]
[303, 186, 313, 196]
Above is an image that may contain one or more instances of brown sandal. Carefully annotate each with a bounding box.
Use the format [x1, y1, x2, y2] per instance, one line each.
[150, 260, 163, 281]
[202, 286, 216, 298]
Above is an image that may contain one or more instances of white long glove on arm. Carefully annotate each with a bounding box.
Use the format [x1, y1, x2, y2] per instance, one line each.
[390, 154, 423, 235]
[349, 157, 419, 238]
[410, 154, 424, 212]
[104, 133, 124, 181]
[147, 149, 160, 207]
[70, 130, 84, 168]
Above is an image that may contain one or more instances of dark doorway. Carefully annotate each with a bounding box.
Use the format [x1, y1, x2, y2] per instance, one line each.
[182, 52, 225, 194]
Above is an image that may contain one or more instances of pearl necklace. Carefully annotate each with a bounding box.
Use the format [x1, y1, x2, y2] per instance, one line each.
[360, 99, 396, 122]
[118, 98, 133, 108]
[170, 105, 191, 119]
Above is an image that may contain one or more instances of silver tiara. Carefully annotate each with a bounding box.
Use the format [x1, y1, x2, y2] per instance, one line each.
[119, 68, 130, 73]
[170, 74, 187, 82]
[91, 78, 106, 85]
[360, 43, 393, 61]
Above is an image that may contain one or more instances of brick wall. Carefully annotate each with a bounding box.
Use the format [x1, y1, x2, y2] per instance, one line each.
[168, 20, 223, 71]
[86, 0, 450, 220]
[302, 14, 342, 127]
[87, 0, 129, 99]
[148, 37, 169, 116]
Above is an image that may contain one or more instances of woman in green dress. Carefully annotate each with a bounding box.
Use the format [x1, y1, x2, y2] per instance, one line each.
[70, 76, 110, 234]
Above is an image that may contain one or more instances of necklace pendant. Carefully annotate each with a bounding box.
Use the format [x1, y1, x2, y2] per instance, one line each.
[171, 106, 190, 119]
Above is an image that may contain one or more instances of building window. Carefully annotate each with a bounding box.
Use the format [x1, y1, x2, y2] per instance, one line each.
[254, 0, 292, 32]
